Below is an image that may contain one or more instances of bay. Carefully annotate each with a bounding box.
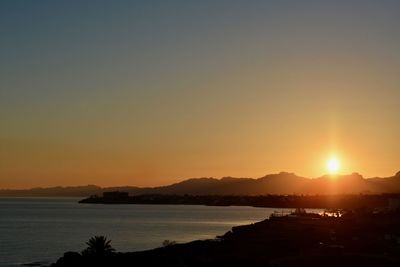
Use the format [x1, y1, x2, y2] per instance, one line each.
[0, 197, 306, 266]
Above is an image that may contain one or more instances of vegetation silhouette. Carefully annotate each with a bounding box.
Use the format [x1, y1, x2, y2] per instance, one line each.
[81, 236, 115, 257]
[53, 236, 115, 267]
[162, 240, 177, 247]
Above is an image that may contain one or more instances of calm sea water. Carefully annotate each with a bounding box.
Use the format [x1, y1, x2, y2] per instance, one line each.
[0, 197, 302, 266]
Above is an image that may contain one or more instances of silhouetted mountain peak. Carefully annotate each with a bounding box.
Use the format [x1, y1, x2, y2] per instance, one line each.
[279, 171, 296, 176]
[259, 172, 299, 180]
[220, 177, 239, 181]
[348, 172, 364, 180]
[164, 177, 218, 188]
[3, 171, 400, 196]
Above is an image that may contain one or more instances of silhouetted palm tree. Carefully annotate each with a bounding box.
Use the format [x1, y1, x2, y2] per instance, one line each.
[82, 236, 115, 257]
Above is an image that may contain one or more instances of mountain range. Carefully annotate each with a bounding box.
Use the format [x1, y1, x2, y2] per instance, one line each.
[1, 171, 400, 197]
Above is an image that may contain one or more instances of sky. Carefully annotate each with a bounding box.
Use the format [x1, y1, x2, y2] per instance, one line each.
[1, 0, 399, 189]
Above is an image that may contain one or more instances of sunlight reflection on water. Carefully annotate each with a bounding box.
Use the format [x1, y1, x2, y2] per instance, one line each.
[0, 198, 322, 267]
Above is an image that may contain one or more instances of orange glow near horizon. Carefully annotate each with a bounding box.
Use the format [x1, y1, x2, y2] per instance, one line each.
[1, 2, 400, 189]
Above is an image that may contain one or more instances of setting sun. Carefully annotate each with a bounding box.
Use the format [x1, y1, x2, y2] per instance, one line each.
[327, 158, 340, 174]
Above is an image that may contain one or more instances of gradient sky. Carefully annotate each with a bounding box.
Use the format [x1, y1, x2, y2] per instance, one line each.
[1, 0, 399, 189]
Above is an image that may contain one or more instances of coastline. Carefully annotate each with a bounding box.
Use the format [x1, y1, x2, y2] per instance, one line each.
[50, 209, 400, 267]
[79, 193, 396, 209]
[1, 200, 269, 267]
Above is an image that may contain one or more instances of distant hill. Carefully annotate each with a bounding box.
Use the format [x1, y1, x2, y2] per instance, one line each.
[1, 171, 400, 197]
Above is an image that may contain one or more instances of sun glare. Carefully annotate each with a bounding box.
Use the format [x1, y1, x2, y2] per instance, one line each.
[327, 158, 340, 174]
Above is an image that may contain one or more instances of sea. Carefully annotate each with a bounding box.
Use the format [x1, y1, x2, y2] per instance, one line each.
[0, 197, 315, 267]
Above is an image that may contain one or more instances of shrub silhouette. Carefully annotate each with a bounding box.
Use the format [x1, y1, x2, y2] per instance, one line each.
[162, 240, 177, 247]
[81, 236, 115, 257]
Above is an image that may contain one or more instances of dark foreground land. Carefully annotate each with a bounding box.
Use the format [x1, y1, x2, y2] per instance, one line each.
[53, 209, 400, 267]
